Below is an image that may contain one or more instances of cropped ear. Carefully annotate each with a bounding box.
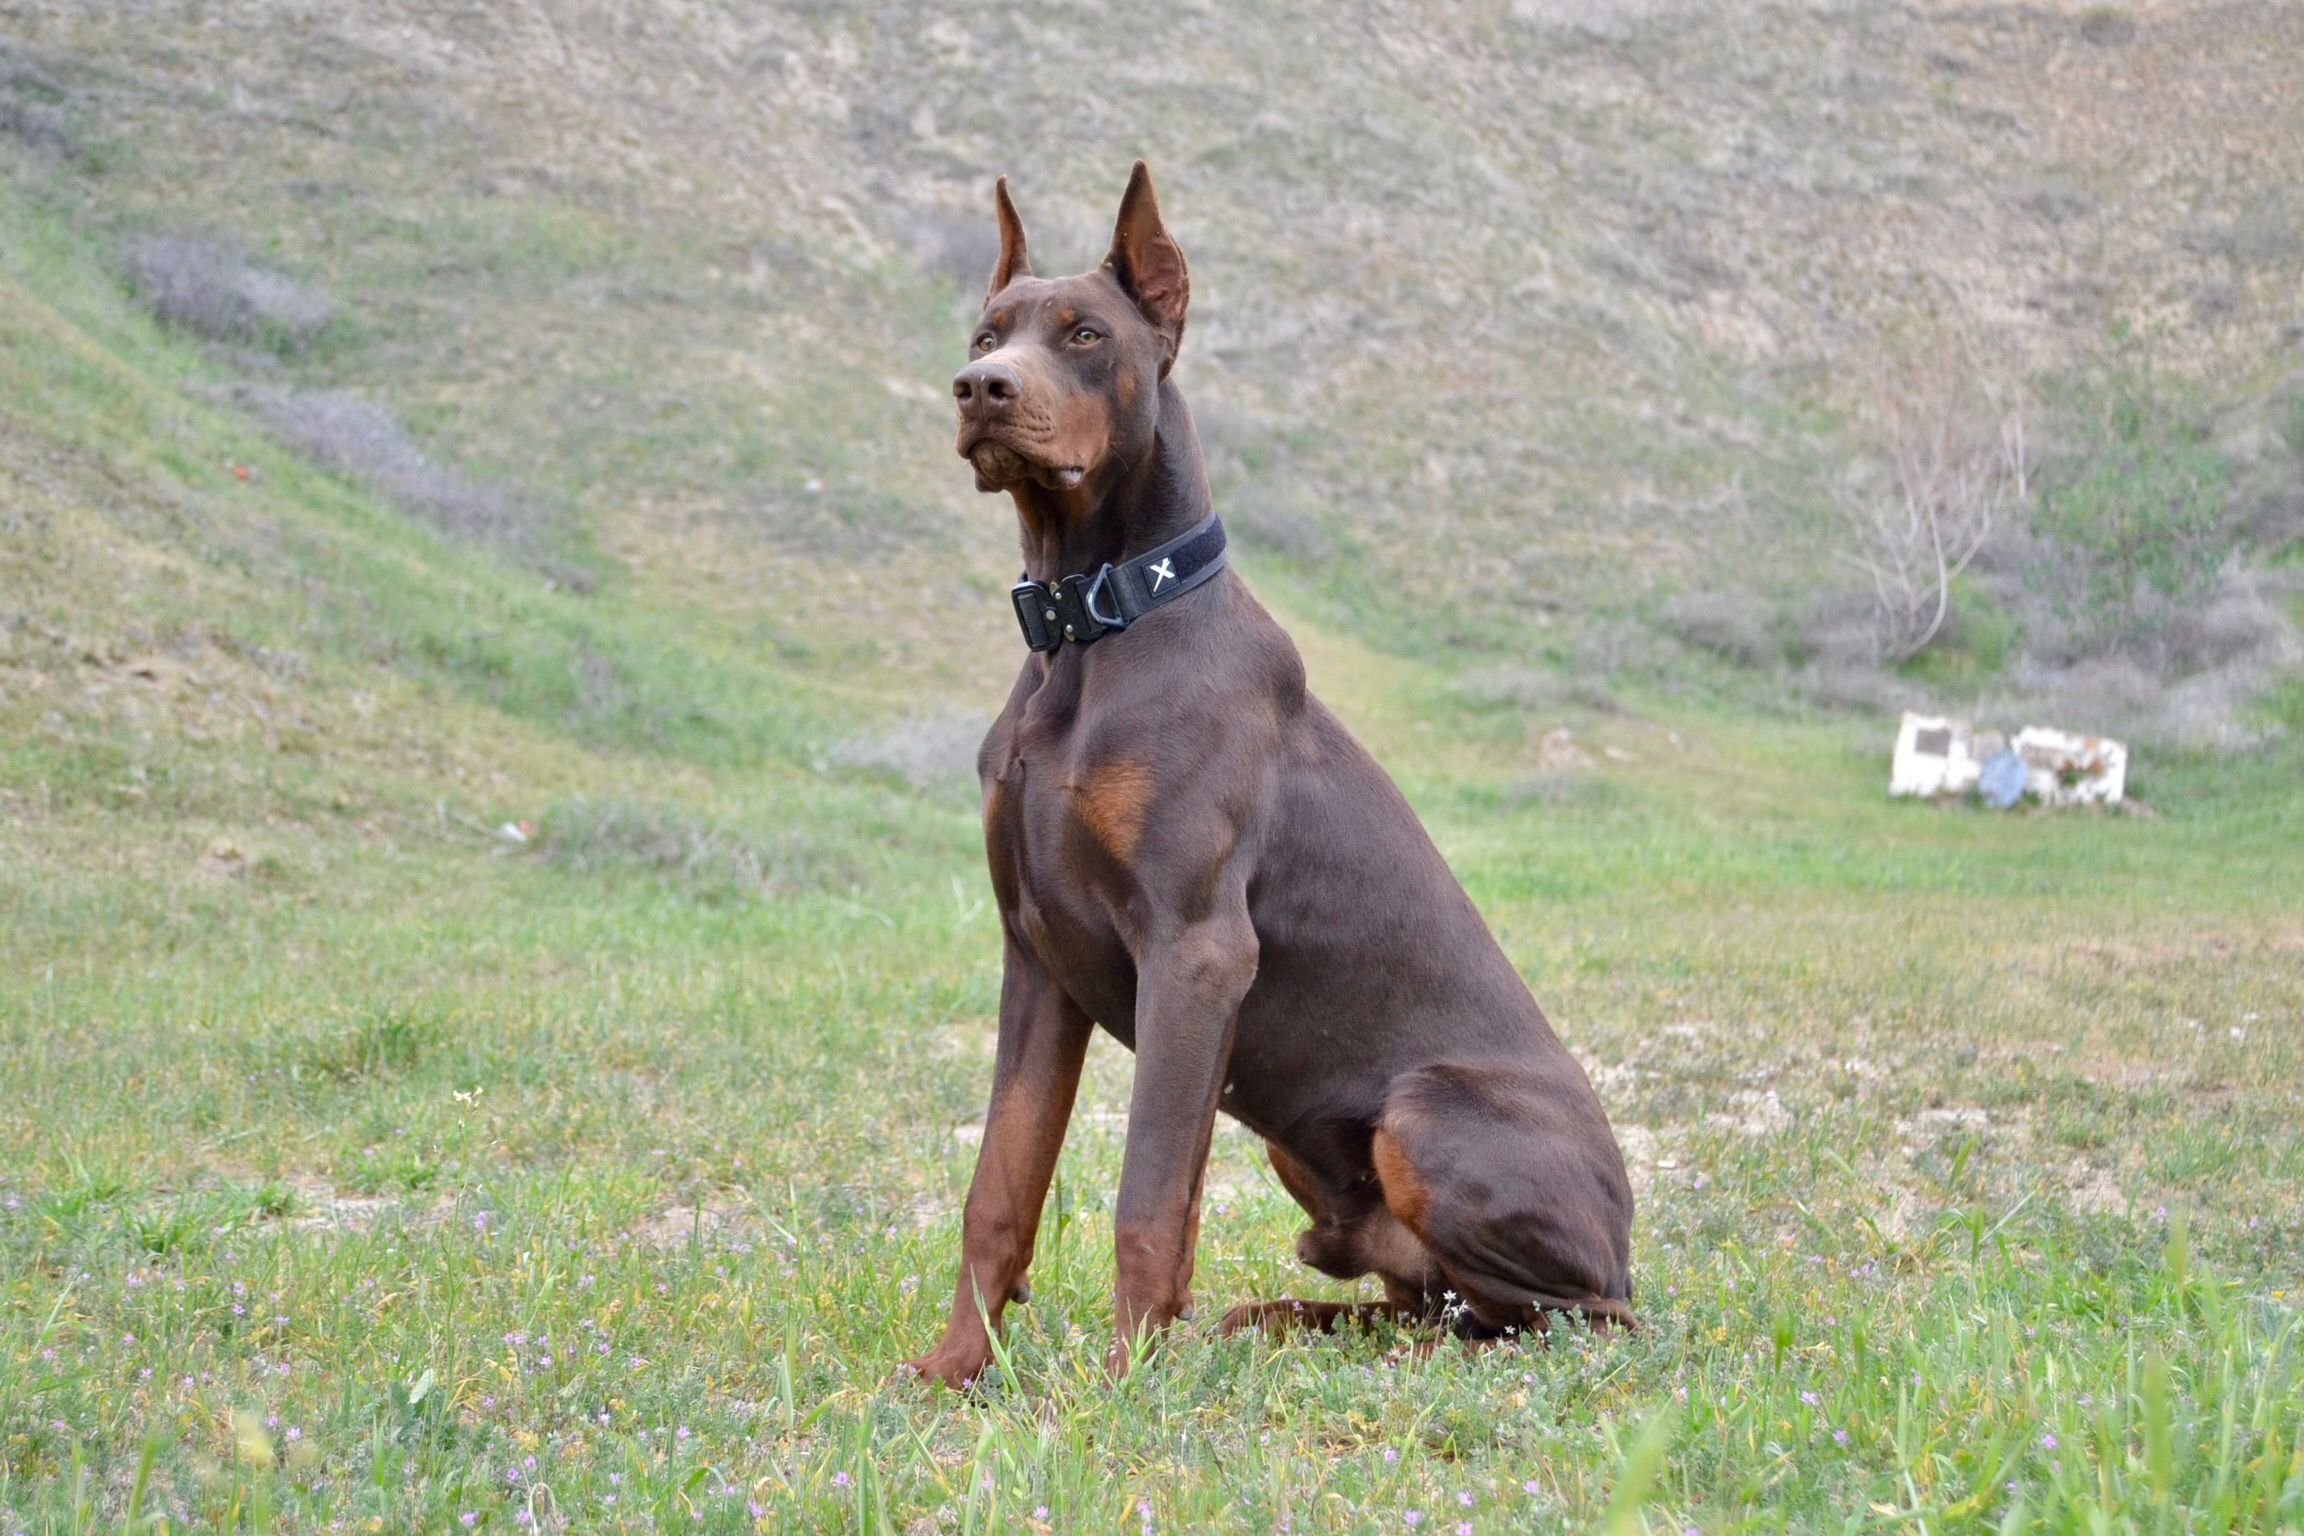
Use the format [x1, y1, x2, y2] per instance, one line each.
[987, 176, 1031, 302]
[1102, 160, 1189, 367]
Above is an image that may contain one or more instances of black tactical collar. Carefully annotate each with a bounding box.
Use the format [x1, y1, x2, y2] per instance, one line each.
[1010, 511, 1227, 653]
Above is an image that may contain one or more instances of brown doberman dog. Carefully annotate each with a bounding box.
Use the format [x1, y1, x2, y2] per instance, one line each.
[905, 163, 1634, 1389]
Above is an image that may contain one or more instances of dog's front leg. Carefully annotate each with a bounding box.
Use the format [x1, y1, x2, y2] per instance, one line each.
[906, 936, 1092, 1390]
[1108, 911, 1257, 1378]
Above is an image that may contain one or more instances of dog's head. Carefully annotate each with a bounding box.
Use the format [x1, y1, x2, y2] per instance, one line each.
[953, 161, 1190, 498]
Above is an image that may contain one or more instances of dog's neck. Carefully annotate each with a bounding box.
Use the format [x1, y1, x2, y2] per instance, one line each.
[1009, 379, 1211, 584]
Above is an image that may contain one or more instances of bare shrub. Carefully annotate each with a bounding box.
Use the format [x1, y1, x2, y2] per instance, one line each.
[1796, 587, 1884, 670]
[1571, 617, 1677, 680]
[0, 46, 76, 157]
[124, 235, 333, 352]
[1838, 346, 2030, 664]
[232, 385, 587, 589]
[1508, 0, 1659, 41]
[1452, 666, 1573, 712]
[824, 710, 986, 793]
[2077, 5, 2137, 45]
[1791, 657, 1915, 715]
[2158, 566, 2294, 675]
[1224, 490, 1335, 562]
[1658, 589, 1776, 668]
[902, 204, 1001, 294]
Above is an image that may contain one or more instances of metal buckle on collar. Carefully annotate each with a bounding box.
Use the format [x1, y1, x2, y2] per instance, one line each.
[1011, 565, 1128, 652]
[1079, 564, 1128, 632]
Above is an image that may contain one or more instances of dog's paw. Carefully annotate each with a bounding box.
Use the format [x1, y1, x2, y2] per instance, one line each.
[1216, 1300, 1294, 1338]
[900, 1340, 993, 1393]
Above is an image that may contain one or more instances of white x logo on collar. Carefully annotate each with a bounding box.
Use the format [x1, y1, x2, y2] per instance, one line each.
[1149, 557, 1177, 590]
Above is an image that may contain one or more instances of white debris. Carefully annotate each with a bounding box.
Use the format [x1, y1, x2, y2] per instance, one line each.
[1890, 712, 1998, 798]
[2012, 726, 2127, 806]
[1890, 713, 2127, 807]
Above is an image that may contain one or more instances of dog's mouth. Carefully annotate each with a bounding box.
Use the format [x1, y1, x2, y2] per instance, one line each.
[962, 435, 1086, 494]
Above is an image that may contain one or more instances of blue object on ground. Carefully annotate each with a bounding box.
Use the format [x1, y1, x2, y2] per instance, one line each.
[1978, 749, 2026, 809]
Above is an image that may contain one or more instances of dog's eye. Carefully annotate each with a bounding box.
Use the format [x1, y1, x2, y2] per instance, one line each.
[972, 332, 996, 352]
[1071, 327, 1100, 345]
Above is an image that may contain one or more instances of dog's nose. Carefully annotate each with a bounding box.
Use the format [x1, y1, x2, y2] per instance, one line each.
[953, 361, 1021, 414]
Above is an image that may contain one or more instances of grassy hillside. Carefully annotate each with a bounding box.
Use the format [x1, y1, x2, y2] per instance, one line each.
[5, 1, 2301, 728]
[4, 3, 2304, 1531]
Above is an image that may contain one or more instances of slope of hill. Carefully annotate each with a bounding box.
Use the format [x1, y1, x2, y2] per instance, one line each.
[4, 0, 2300, 745]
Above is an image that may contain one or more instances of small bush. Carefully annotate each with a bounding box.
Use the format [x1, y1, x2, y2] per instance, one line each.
[1224, 492, 1336, 561]
[2034, 377, 2228, 622]
[1571, 617, 1677, 680]
[1790, 657, 1913, 715]
[124, 234, 333, 352]
[233, 386, 589, 589]
[2158, 568, 2294, 675]
[1659, 589, 1776, 668]
[1795, 588, 1884, 671]
[0, 46, 76, 157]
[902, 204, 1001, 294]
[2077, 5, 2136, 44]
[1508, 0, 1659, 42]
[281, 1008, 438, 1086]
[2280, 387, 2304, 461]
[824, 710, 985, 793]
[1452, 665, 1571, 713]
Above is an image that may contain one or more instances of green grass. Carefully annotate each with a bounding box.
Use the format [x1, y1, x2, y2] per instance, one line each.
[6, 60, 2304, 1536]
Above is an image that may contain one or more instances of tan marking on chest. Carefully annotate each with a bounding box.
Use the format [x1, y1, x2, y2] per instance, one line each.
[1072, 759, 1158, 862]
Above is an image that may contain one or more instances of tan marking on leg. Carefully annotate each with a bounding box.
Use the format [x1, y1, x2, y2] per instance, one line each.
[1371, 1127, 1431, 1233]
[1265, 1141, 1330, 1219]
[1075, 759, 1157, 861]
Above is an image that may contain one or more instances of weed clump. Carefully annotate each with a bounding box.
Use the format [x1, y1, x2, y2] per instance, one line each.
[0, 44, 78, 158]
[824, 710, 986, 793]
[279, 1008, 440, 1086]
[1659, 589, 1778, 669]
[232, 386, 591, 590]
[901, 203, 1001, 293]
[123, 234, 333, 353]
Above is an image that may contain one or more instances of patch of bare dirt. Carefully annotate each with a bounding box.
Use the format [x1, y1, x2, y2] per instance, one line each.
[1713, 1088, 1791, 1138]
[2061, 1158, 2130, 1216]
[278, 1174, 438, 1233]
[629, 1201, 744, 1248]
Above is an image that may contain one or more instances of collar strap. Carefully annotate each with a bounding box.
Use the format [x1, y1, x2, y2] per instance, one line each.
[1010, 511, 1227, 653]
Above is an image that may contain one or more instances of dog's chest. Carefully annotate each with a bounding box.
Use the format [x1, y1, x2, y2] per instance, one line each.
[980, 704, 1141, 1028]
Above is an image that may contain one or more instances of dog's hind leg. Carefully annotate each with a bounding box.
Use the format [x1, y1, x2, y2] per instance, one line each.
[1370, 1063, 1637, 1338]
[1216, 1139, 1451, 1339]
[1216, 1297, 1430, 1338]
